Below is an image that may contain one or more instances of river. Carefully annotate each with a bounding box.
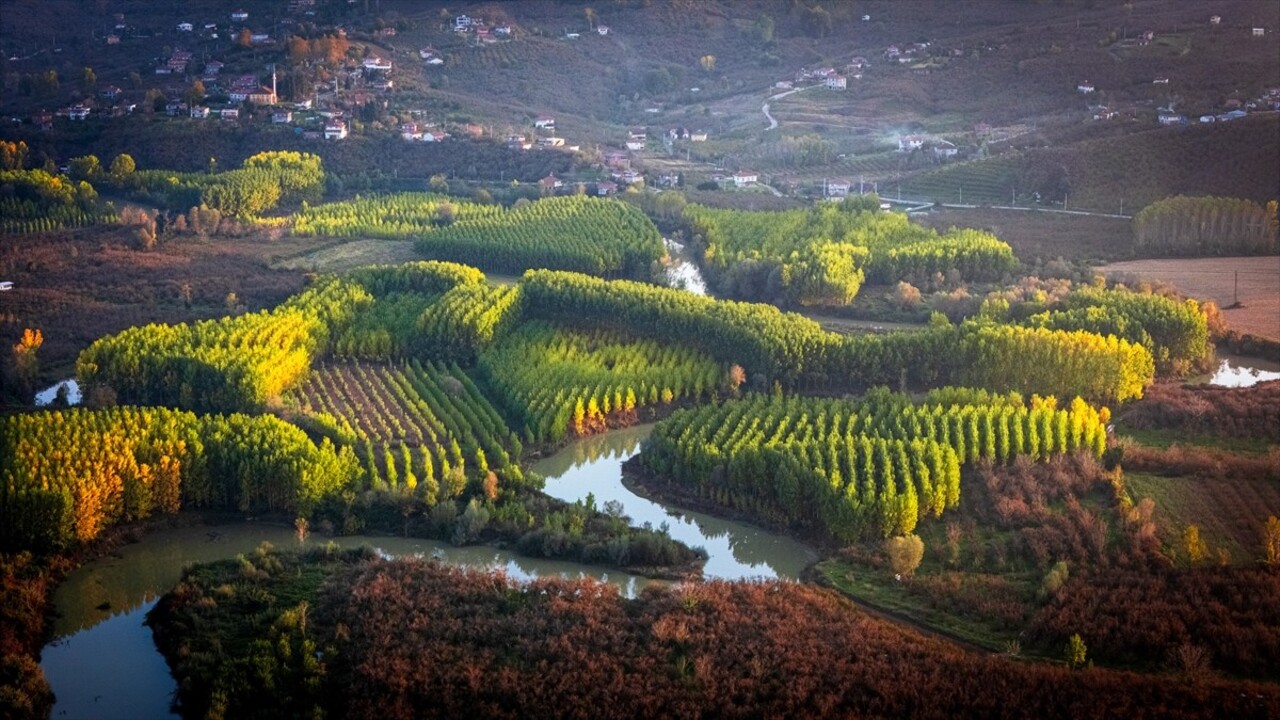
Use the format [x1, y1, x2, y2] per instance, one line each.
[41, 425, 815, 719]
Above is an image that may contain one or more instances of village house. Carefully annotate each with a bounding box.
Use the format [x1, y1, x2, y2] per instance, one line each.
[231, 9, 248, 22]
[898, 134, 927, 151]
[401, 122, 423, 140]
[732, 170, 758, 187]
[628, 127, 647, 141]
[165, 101, 188, 116]
[931, 139, 959, 159]
[220, 107, 239, 120]
[1210, 15, 1221, 25]
[824, 74, 847, 90]
[273, 110, 293, 124]
[101, 85, 122, 100]
[1153, 76, 1169, 84]
[177, 22, 193, 32]
[204, 60, 224, 75]
[537, 136, 565, 148]
[619, 169, 642, 184]
[324, 120, 348, 139]
[1157, 111, 1187, 125]
[422, 130, 449, 142]
[825, 180, 851, 197]
[190, 106, 210, 118]
[507, 134, 532, 150]
[625, 139, 645, 151]
[539, 174, 563, 191]
[1253, 27, 1266, 37]
[603, 149, 629, 167]
[363, 57, 392, 71]
[596, 180, 618, 196]
[690, 130, 708, 142]
[476, 26, 496, 43]
[228, 75, 260, 102]
[247, 85, 277, 104]
[597, 25, 610, 35]
[68, 105, 90, 121]
[1077, 82, 1095, 93]
[534, 115, 555, 130]
[495, 25, 512, 37]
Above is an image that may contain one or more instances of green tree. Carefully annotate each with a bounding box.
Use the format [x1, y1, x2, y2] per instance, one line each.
[109, 153, 135, 182]
[1066, 633, 1088, 669]
[68, 155, 102, 182]
[699, 55, 716, 73]
[80, 66, 97, 93]
[884, 534, 924, 577]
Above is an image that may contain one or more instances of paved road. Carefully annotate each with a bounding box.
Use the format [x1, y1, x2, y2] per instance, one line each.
[761, 86, 809, 129]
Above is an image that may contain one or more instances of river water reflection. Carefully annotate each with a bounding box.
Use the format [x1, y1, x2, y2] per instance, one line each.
[43, 425, 815, 718]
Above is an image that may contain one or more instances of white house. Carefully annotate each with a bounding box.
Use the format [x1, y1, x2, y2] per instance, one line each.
[190, 106, 210, 118]
[625, 140, 645, 151]
[68, 105, 90, 120]
[732, 171, 758, 187]
[231, 9, 248, 21]
[931, 140, 959, 159]
[824, 75, 847, 90]
[1157, 112, 1186, 125]
[177, 22, 193, 32]
[825, 180, 851, 197]
[363, 57, 392, 71]
[1077, 82, 1095, 93]
[537, 136, 565, 147]
[220, 107, 239, 120]
[690, 130, 708, 142]
[426, 56, 444, 65]
[898, 134, 926, 152]
[534, 115, 555, 129]
[273, 110, 293, 124]
[597, 25, 610, 35]
[324, 120, 348, 139]
[1253, 27, 1266, 37]
[1210, 15, 1221, 25]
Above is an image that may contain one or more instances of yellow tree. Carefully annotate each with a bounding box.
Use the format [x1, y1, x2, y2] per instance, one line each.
[12, 328, 43, 397]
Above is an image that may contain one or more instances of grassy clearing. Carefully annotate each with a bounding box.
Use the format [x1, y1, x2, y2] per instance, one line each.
[1125, 471, 1280, 565]
[270, 239, 419, 272]
[1116, 426, 1275, 454]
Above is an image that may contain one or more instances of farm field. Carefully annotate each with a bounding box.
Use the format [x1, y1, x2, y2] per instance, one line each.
[915, 207, 1134, 263]
[1098, 256, 1280, 341]
[1125, 471, 1280, 566]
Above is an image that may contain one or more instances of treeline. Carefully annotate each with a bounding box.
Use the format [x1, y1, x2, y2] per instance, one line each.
[0, 407, 359, 551]
[642, 389, 1108, 539]
[415, 196, 666, 279]
[683, 197, 1016, 306]
[1023, 286, 1210, 373]
[521, 270, 1154, 402]
[520, 269, 831, 387]
[0, 167, 116, 234]
[476, 322, 727, 446]
[149, 550, 1280, 720]
[110, 151, 325, 217]
[293, 192, 501, 238]
[1133, 196, 1279, 257]
[77, 277, 371, 413]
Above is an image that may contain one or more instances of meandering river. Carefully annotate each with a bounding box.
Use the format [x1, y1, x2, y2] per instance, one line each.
[42, 426, 815, 719]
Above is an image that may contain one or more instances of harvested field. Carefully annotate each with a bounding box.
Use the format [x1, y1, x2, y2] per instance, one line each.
[0, 228, 310, 385]
[1097, 256, 1280, 340]
[917, 208, 1134, 263]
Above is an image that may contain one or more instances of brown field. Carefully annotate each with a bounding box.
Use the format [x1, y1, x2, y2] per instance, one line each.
[916, 207, 1134, 263]
[1097, 256, 1280, 340]
[1125, 472, 1280, 565]
[0, 228, 315, 385]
